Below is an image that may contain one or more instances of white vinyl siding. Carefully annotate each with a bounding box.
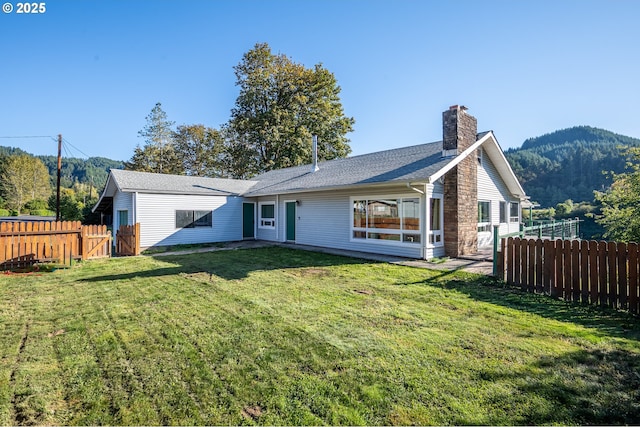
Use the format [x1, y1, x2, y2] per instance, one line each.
[113, 191, 133, 231]
[135, 193, 243, 248]
[250, 187, 424, 258]
[477, 150, 521, 247]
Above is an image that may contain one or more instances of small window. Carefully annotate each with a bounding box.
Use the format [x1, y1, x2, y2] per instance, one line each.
[478, 201, 491, 233]
[510, 202, 520, 223]
[500, 201, 507, 224]
[259, 202, 276, 228]
[477, 148, 483, 166]
[176, 210, 212, 228]
[428, 197, 443, 246]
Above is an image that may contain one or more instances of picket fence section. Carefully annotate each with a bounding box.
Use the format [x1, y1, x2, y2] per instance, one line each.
[0, 221, 111, 270]
[500, 237, 640, 314]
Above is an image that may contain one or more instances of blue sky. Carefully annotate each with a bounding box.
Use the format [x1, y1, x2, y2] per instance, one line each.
[1, 0, 639, 162]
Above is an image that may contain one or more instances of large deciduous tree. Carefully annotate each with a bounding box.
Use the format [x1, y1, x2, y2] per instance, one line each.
[0, 154, 51, 214]
[173, 124, 225, 177]
[227, 42, 354, 177]
[594, 147, 640, 242]
[125, 102, 182, 174]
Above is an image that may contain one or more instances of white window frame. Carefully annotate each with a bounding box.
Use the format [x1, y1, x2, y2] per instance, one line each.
[499, 201, 507, 224]
[510, 201, 520, 223]
[478, 200, 492, 233]
[258, 201, 276, 229]
[428, 195, 444, 247]
[350, 195, 422, 246]
[175, 210, 212, 229]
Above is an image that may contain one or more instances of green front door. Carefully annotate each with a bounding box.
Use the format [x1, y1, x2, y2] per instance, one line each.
[286, 202, 296, 241]
[242, 203, 255, 239]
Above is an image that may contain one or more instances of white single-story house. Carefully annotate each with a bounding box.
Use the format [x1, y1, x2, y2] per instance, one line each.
[93, 105, 527, 259]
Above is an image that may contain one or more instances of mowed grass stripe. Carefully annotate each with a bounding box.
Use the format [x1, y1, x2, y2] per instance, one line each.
[0, 247, 639, 425]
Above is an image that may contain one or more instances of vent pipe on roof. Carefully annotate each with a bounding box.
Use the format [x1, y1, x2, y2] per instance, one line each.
[311, 135, 319, 172]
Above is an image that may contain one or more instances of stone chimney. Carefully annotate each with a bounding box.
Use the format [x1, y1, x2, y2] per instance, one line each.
[442, 105, 478, 257]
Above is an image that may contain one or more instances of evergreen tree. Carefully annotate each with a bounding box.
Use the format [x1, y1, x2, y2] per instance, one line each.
[125, 103, 181, 174]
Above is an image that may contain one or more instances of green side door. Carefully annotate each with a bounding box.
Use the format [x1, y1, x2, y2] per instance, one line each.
[286, 202, 296, 241]
[242, 203, 255, 239]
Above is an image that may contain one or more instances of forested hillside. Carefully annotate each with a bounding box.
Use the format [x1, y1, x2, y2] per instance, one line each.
[505, 126, 640, 207]
[0, 146, 122, 190]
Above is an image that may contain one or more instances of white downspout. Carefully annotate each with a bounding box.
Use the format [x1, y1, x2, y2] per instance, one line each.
[133, 192, 137, 226]
[276, 194, 280, 241]
[407, 183, 426, 259]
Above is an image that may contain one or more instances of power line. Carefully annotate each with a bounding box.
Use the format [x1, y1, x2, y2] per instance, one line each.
[62, 138, 92, 159]
[0, 135, 53, 139]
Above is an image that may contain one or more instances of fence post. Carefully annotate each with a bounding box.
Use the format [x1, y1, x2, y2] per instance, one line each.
[135, 223, 141, 256]
[81, 226, 87, 260]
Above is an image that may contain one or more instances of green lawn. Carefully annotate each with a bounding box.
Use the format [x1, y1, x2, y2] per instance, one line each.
[1, 247, 639, 425]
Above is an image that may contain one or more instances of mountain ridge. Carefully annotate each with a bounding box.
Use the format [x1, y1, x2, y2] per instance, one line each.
[505, 126, 640, 207]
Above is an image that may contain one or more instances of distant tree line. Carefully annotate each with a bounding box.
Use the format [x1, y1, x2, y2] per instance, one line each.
[505, 126, 640, 208]
[0, 146, 122, 220]
[506, 126, 640, 241]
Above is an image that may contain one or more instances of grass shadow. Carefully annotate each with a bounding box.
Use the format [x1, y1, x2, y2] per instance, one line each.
[81, 246, 369, 282]
[429, 274, 640, 342]
[481, 347, 640, 425]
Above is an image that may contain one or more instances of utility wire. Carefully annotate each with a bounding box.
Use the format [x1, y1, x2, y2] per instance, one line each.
[0, 135, 53, 139]
[62, 138, 92, 159]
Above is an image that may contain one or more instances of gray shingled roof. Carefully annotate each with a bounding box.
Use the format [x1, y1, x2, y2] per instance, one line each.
[243, 140, 450, 196]
[109, 169, 257, 195]
[104, 134, 495, 199]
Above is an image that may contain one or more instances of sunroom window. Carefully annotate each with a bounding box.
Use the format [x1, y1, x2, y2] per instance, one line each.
[352, 197, 421, 244]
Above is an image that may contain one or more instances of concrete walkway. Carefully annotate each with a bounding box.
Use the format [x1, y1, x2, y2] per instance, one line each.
[152, 240, 494, 276]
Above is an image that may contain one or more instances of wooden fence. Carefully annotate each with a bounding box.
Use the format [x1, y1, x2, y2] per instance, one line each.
[499, 237, 640, 314]
[0, 221, 111, 270]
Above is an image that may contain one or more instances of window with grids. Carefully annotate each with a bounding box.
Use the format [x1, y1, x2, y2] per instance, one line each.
[259, 202, 276, 228]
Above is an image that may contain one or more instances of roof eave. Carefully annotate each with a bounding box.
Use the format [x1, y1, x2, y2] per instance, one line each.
[426, 131, 528, 200]
[242, 178, 431, 197]
[91, 171, 117, 213]
[427, 132, 493, 183]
